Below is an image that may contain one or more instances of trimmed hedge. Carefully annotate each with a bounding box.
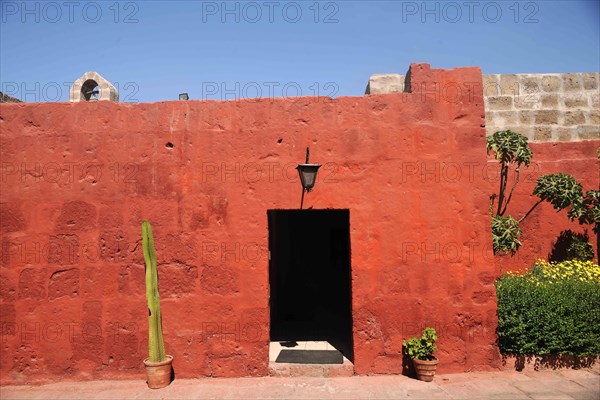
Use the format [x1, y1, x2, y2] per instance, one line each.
[496, 260, 600, 356]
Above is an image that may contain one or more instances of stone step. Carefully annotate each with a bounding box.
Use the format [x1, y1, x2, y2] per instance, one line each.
[268, 359, 354, 377]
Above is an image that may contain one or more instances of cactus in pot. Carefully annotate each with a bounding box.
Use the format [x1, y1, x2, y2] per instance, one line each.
[142, 220, 173, 388]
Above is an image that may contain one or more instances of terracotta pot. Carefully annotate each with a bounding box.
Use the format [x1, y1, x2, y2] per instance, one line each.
[412, 357, 438, 382]
[144, 355, 173, 389]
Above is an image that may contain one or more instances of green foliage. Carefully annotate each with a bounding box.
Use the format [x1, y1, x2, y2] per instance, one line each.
[487, 130, 531, 254]
[549, 230, 594, 262]
[403, 327, 437, 360]
[496, 260, 600, 356]
[565, 236, 595, 261]
[486, 130, 533, 167]
[142, 220, 166, 363]
[492, 215, 522, 255]
[568, 190, 600, 235]
[533, 173, 583, 211]
[487, 130, 595, 254]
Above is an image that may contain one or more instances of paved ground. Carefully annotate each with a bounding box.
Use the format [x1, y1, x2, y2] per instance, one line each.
[2, 367, 599, 399]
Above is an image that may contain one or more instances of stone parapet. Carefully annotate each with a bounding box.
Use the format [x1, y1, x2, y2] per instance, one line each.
[367, 71, 600, 142]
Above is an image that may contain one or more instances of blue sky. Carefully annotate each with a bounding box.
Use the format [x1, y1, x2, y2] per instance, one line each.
[1, 0, 599, 102]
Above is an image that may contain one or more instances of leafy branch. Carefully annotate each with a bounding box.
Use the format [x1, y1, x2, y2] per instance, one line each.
[486, 130, 595, 255]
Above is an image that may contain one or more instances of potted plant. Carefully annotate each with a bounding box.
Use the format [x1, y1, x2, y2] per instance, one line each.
[403, 327, 438, 382]
[142, 220, 173, 389]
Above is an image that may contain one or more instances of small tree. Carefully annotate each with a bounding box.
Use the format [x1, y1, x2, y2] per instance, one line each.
[487, 130, 532, 218]
[525, 173, 583, 222]
[487, 130, 593, 255]
[569, 189, 600, 235]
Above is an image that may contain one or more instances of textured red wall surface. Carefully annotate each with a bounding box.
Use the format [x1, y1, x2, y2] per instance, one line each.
[1, 63, 596, 384]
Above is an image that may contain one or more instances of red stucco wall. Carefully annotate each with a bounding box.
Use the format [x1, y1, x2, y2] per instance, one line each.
[1, 63, 597, 384]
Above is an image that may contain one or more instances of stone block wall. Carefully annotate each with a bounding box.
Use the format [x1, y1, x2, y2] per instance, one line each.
[367, 72, 600, 142]
[483, 73, 599, 142]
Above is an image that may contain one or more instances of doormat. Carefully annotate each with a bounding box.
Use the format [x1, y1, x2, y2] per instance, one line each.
[275, 350, 343, 364]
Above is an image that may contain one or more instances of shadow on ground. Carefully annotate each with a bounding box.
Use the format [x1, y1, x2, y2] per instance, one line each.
[502, 354, 598, 371]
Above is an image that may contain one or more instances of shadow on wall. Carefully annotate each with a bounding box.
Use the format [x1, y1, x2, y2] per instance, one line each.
[402, 353, 416, 378]
[502, 354, 598, 371]
[548, 230, 596, 262]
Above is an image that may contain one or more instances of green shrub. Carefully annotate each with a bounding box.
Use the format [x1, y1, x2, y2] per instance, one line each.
[569, 189, 600, 235]
[492, 215, 522, 255]
[533, 173, 583, 212]
[496, 260, 600, 356]
[565, 236, 594, 261]
[403, 327, 438, 360]
[549, 230, 594, 262]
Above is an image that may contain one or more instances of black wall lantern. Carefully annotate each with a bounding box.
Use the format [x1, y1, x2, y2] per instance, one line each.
[179, 93, 189, 100]
[296, 147, 321, 209]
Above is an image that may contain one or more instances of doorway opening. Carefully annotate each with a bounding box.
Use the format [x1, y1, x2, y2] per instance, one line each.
[268, 209, 353, 363]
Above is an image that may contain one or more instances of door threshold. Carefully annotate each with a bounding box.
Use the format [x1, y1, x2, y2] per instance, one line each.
[268, 341, 354, 377]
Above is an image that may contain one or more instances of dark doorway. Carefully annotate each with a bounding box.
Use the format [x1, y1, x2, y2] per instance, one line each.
[268, 209, 353, 362]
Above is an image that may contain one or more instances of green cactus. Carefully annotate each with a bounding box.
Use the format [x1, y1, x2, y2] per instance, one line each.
[142, 220, 166, 363]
